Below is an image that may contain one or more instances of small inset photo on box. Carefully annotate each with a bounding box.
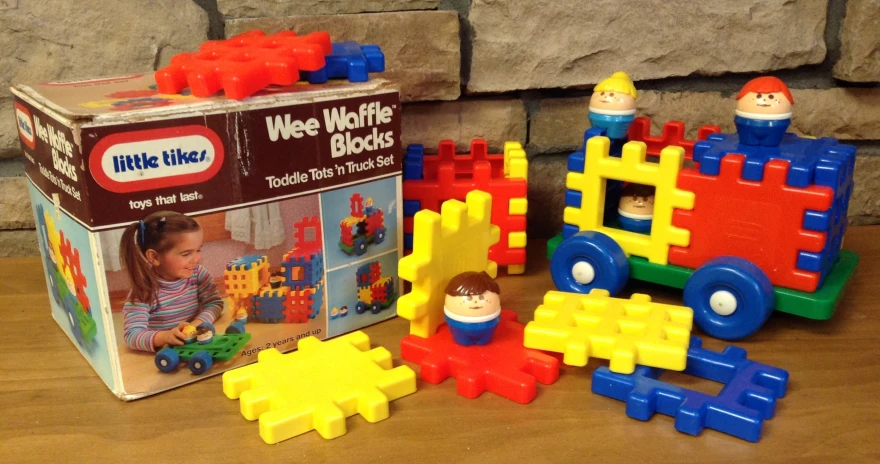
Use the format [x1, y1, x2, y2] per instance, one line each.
[101, 195, 325, 396]
[322, 177, 399, 269]
[325, 250, 399, 338]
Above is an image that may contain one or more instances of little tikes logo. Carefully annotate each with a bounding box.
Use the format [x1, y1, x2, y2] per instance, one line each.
[89, 126, 224, 193]
[14, 103, 36, 150]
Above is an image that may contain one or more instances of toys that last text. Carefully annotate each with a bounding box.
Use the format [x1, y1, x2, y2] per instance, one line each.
[35, 204, 97, 347]
[339, 193, 386, 256]
[225, 216, 325, 323]
[549, 75, 858, 340]
[354, 261, 397, 315]
[403, 139, 528, 274]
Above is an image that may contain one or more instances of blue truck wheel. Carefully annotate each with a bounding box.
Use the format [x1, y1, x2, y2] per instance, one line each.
[356, 302, 368, 314]
[374, 227, 386, 245]
[354, 237, 368, 255]
[684, 256, 775, 340]
[155, 348, 180, 373]
[189, 351, 214, 375]
[550, 231, 629, 295]
[370, 302, 383, 314]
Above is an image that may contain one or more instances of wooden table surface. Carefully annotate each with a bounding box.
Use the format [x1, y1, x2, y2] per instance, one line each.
[3, 227, 880, 463]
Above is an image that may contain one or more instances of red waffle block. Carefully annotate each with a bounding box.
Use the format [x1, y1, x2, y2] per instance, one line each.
[155, 30, 332, 100]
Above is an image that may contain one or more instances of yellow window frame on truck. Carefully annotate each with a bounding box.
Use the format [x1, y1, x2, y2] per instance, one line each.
[563, 136, 695, 265]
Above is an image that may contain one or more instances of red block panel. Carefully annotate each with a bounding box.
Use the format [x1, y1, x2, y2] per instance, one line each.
[400, 310, 560, 404]
[292, 216, 323, 256]
[627, 117, 721, 160]
[403, 139, 527, 268]
[669, 155, 833, 292]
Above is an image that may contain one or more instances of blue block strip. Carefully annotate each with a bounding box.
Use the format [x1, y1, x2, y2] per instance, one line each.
[226, 254, 266, 271]
[803, 210, 831, 232]
[403, 200, 421, 217]
[568, 150, 585, 174]
[404, 144, 425, 181]
[592, 336, 789, 443]
[565, 190, 582, 208]
[303, 41, 385, 84]
[404, 233, 413, 251]
[562, 223, 580, 239]
[797, 251, 823, 273]
[310, 284, 323, 318]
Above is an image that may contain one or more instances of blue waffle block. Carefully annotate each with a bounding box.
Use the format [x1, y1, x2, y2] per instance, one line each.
[309, 284, 323, 319]
[303, 42, 385, 84]
[252, 292, 287, 324]
[692, 132, 856, 286]
[226, 254, 266, 271]
[592, 336, 789, 442]
[403, 200, 421, 218]
[404, 144, 425, 181]
[404, 233, 414, 251]
[283, 251, 324, 289]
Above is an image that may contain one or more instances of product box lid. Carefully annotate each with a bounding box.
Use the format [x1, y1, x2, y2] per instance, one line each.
[12, 73, 402, 230]
[12, 73, 399, 124]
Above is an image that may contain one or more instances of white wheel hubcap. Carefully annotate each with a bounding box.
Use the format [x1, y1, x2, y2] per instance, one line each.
[709, 290, 737, 316]
[572, 261, 596, 285]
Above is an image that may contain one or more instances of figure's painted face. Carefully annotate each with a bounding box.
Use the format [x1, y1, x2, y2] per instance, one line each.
[182, 325, 197, 340]
[590, 91, 636, 112]
[197, 327, 213, 342]
[235, 309, 248, 321]
[619, 191, 655, 216]
[736, 91, 792, 115]
[445, 291, 501, 318]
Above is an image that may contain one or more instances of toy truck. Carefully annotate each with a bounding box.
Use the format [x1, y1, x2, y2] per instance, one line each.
[548, 117, 858, 340]
[155, 322, 251, 375]
[339, 193, 386, 256]
[354, 261, 397, 314]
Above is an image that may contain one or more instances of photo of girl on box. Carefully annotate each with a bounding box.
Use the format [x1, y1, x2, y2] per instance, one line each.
[119, 211, 223, 353]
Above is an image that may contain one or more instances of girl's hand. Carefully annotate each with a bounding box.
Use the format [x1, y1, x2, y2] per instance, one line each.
[153, 323, 189, 348]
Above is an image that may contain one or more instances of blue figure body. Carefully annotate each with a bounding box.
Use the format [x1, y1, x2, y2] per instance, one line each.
[444, 314, 501, 346]
[588, 112, 636, 140]
[734, 115, 790, 147]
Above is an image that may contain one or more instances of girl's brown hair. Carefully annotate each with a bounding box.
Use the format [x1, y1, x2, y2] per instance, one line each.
[445, 271, 500, 297]
[119, 211, 201, 303]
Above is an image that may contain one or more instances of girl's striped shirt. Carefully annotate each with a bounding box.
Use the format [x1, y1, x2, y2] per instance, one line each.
[123, 265, 223, 352]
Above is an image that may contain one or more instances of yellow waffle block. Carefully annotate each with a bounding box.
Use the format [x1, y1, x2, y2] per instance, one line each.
[224, 256, 269, 298]
[503, 141, 529, 275]
[563, 137, 694, 265]
[44, 210, 61, 265]
[358, 286, 373, 305]
[340, 216, 361, 228]
[398, 190, 500, 338]
[524, 289, 693, 374]
[223, 331, 416, 443]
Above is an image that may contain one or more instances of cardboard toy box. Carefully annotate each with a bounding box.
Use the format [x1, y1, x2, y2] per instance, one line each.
[11, 74, 403, 400]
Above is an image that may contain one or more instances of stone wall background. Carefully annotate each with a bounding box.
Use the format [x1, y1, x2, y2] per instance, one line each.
[1, 0, 878, 256]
